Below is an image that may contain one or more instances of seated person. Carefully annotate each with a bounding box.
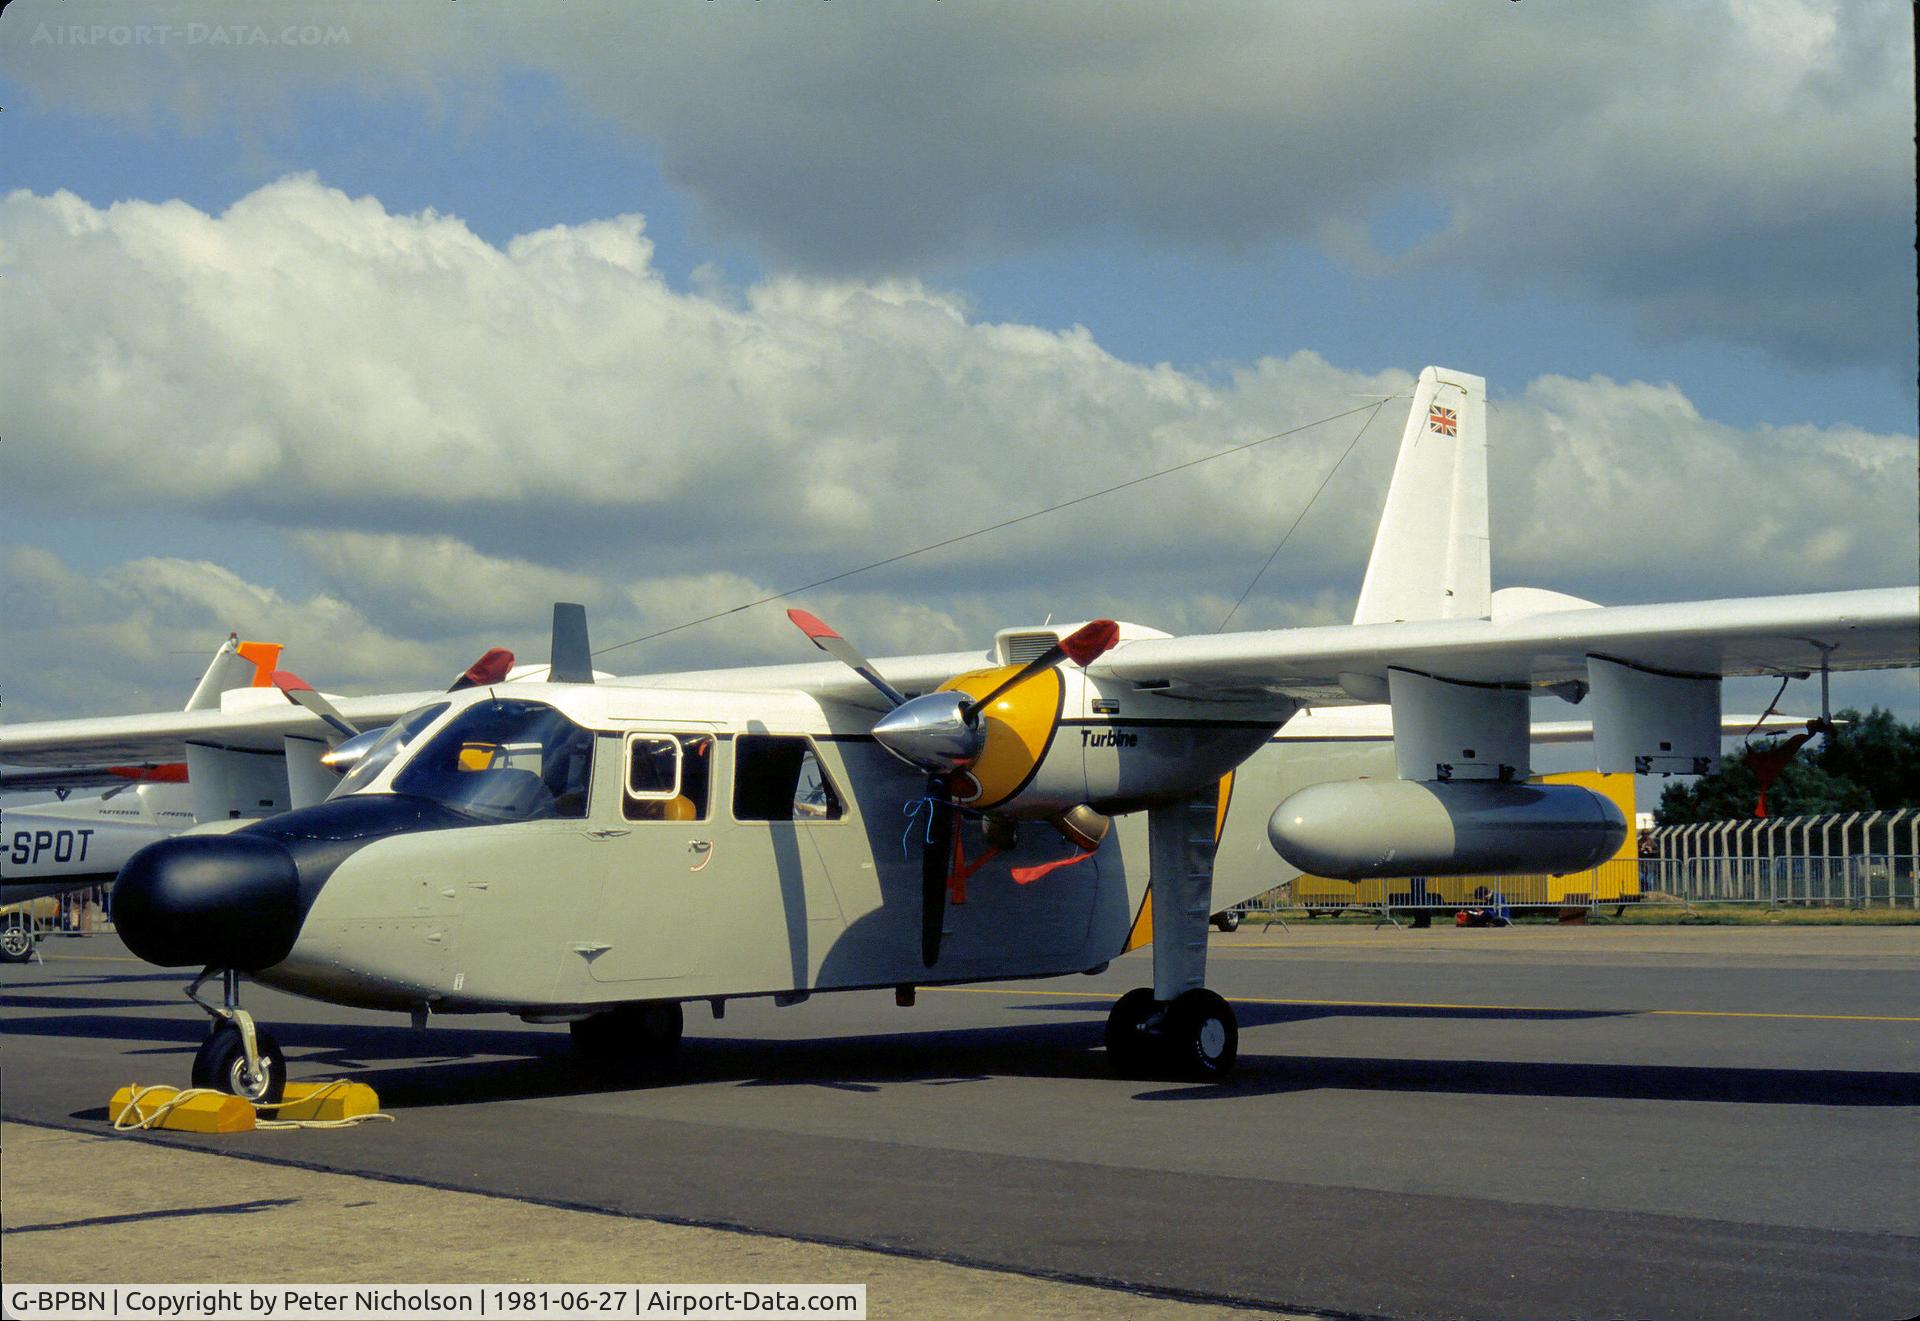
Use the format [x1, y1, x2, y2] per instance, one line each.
[1456, 885, 1512, 927]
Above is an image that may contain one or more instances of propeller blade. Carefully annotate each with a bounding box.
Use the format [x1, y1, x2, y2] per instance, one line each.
[450, 647, 516, 692]
[787, 608, 909, 708]
[920, 776, 955, 967]
[548, 603, 595, 684]
[272, 672, 361, 740]
[961, 618, 1120, 720]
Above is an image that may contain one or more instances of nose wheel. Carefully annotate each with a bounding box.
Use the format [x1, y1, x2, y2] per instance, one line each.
[192, 1021, 287, 1104]
[1105, 987, 1238, 1080]
[185, 967, 288, 1105]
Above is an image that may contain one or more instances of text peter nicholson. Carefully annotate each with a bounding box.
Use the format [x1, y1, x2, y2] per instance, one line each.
[2, 1284, 869, 1321]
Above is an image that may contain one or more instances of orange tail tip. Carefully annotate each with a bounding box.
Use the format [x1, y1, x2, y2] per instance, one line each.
[236, 641, 284, 687]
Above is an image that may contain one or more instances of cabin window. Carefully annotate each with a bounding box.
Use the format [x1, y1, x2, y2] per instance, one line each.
[733, 736, 844, 822]
[624, 733, 713, 822]
[391, 699, 594, 822]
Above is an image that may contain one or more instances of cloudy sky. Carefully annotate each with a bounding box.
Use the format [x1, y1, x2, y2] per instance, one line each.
[1, 0, 1914, 728]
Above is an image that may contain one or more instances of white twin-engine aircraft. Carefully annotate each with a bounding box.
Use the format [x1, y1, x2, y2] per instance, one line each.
[2, 367, 1913, 1101]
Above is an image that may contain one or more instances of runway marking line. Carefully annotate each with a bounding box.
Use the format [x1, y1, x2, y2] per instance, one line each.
[923, 985, 1920, 1023]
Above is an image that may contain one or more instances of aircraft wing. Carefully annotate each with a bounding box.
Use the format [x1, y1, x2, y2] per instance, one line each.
[0, 690, 439, 770]
[1092, 586, 1916, 778]
[620, 649, 994, 711]
[1091, 587, 1918, 699]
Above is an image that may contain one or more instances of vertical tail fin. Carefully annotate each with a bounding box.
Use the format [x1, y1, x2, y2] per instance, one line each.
[1351, 366, 1489, 625]
[182, 636, 282, 711]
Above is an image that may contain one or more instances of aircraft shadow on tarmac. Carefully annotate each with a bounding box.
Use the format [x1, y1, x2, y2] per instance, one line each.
[0, 992, 188, 1011]
[6, 972, 196, 986]
[1010, 998, 1627, 1024]
[12, 1007, 1917, 1116]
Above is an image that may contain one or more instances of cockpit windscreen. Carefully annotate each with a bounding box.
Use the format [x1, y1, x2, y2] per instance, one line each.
[391, 699, 594, 822]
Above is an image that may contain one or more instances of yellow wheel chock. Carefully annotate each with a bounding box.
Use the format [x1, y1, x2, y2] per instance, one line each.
[109, 1080, 388, 1133]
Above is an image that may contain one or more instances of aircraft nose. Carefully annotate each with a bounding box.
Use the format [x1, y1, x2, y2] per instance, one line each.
[112, 834, 303, 971]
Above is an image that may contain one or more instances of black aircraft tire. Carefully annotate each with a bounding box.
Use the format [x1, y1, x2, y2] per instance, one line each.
[1103, 987, 1157, 1077]
[571, 1001, 685, 1071]
[1212, 911, 1241, 933]
[191, 1023, 288, 1105]
[1166, 988, 1238, 1081]
[0, 922, 35, 963]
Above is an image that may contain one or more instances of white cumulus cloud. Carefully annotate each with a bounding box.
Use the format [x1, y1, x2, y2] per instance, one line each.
[0, 179, 1912, 720]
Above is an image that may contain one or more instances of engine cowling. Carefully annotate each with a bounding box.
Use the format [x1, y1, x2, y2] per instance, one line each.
[1267, 779, 1626, 880]
[929, 663, 1069, 812]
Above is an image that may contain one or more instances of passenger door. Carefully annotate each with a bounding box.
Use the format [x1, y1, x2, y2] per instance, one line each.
[587, 728, 721, 983]
[715, 733, 850, 992]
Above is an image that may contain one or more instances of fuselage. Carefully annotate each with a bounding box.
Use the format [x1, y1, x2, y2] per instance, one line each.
[112, 672, 1347, 1017]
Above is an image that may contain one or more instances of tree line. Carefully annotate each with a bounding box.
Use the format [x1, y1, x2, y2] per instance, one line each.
[1656, 707, 1920, 825]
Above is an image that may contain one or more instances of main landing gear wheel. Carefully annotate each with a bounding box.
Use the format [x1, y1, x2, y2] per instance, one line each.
[1103, 987, 1159, 1077]
[1104, 987, 1238, 1081]
[1, 919, 36, 964]
[1166, 988, 1237, 1080]
[570, 1000, 685, 1073]
[192, 1022, 287, 1105]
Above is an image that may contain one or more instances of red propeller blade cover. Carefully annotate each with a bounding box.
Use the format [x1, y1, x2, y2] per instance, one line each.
[462, 648, 516, 687]
[1060, 619, 1120, 667]
[786, 608, 841, 642]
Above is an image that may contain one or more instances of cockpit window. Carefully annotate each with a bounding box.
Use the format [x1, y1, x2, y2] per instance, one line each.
[392, 699, 594, 822]
[328, 702, 450, 799]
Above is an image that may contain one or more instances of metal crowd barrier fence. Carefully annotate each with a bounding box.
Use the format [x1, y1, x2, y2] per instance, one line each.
[1232, 857, 1645, 919]
[0, 884, 115, 944]
[1637, 806, 1918, 907]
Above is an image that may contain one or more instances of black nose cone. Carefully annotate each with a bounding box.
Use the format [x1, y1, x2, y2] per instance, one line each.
[113, 834, 302, 970]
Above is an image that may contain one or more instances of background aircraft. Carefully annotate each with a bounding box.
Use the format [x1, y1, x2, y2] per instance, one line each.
[0, 637, 281, 960]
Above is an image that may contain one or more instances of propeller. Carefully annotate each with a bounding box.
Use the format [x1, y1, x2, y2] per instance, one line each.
[869, 618, 1119, 776]
[786, 611, 1121, 966]
[918, 774, 957, 967]
[787, 609, 909, 707]
[958, 620, 1120, 721]
[451, 647, 516, 691]
[271, 672, 361, 741]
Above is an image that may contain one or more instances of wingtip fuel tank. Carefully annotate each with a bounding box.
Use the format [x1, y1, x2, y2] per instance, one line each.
[1267, 779, 1627, 880]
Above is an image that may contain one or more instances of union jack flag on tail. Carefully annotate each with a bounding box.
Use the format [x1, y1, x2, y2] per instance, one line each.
[1428, 405, 1457, 437]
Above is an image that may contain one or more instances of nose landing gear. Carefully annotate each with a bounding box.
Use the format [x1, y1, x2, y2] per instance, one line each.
[186, 967, 287, 1105]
